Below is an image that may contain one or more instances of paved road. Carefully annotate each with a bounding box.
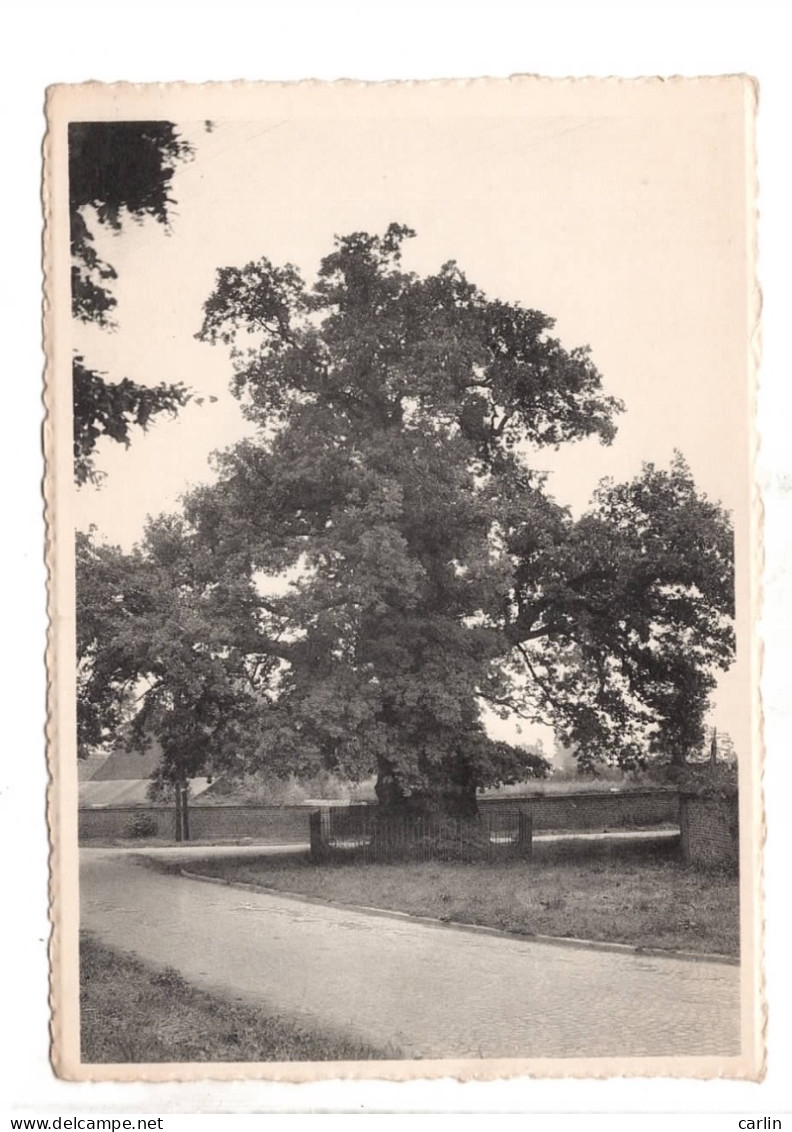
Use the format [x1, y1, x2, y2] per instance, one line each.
[80, 848, 740, 1061]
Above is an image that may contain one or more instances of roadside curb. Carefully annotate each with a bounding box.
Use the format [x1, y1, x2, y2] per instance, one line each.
[176, 866, 739, 968]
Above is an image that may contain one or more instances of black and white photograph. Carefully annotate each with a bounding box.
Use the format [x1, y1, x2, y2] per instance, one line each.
[45, 77, 761, 1080]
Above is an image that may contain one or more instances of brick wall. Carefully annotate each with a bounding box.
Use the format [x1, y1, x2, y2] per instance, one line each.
[78, 789, 679, 844]
[480, 789, 679, 831]
[78, 803, 311, 844]
[188, 805, 309, 843]
[679, 790, 739, 871]
[79, 806, 172, 841]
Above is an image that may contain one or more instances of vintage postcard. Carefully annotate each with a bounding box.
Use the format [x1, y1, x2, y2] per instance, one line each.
[45, 77, 762, 1082]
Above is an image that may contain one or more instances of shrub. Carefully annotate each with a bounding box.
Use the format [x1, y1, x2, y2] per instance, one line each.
[125, 812, 159, 839]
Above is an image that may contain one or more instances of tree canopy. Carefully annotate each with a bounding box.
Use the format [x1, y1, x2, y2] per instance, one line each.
[77, 224, 735, 814]
[76, 518, 277, 792]
[69, 121, 193, 484]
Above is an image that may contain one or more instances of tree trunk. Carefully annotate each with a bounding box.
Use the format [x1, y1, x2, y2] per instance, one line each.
[181, 782, 190, 842]
[173, 781, 190, 841]
[374, 757, 479, 819]
[174, 786, 183, 842]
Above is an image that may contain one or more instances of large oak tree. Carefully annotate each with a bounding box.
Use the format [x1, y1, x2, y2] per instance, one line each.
[77, 225, 735, 816]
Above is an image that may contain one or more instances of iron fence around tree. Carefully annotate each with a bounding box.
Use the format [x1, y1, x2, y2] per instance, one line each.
[309, 803, 533, 864]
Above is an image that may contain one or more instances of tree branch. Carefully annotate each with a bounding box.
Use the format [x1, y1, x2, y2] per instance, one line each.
[475, 689, 535, 720]
[515, 642, 566, 717]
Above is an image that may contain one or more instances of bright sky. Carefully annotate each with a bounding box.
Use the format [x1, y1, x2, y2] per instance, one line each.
[72, 82, 752, 755]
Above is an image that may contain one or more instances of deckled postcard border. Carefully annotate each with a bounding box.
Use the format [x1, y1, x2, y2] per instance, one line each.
[44, 76, 764, 1084]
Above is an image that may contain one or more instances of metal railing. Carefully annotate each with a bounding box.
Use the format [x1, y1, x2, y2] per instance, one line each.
[309, 804, 533, 863]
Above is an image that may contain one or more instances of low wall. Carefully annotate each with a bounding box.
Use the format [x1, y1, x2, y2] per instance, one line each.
[78, 789, 679, 844]
[679, 790, 739, 871]
[78, 803, 311, 844]
[479, 789, 679, 831]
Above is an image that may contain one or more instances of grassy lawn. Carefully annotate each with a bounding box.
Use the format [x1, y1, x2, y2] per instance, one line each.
[80, 934, 395, 1062]
[177, 842, 739, 958]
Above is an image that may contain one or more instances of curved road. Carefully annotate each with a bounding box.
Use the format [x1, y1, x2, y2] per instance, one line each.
[80, 847, 740, 1061]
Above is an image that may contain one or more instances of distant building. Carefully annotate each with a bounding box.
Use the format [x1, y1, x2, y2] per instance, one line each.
[78, 739, 211, 807]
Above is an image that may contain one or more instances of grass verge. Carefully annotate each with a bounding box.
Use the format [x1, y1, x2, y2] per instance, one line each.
[80, 933, 396, 1062]
[177, 841, 739, 957]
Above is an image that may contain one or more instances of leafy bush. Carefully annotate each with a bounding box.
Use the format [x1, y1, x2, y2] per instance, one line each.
[125, 812, 159, 839]
[677, 762, 739, 795]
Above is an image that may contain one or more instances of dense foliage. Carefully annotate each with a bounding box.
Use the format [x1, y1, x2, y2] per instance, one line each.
[77, 225, 735, 813]
[76, 518, 279, 792]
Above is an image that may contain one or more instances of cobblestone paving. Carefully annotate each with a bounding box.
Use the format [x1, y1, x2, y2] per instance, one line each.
[80, 848, 740, 1061]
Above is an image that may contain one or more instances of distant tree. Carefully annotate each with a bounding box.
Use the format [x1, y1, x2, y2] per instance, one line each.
[510, 454, 735, 772]
[718, 731, 738, 765]
[75, 521, 279, 792]
[701, 726, 738, 767]
[68, 121, 194, 484]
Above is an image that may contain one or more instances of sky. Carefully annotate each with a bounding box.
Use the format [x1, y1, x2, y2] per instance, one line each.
[70, 79, 752, 755]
